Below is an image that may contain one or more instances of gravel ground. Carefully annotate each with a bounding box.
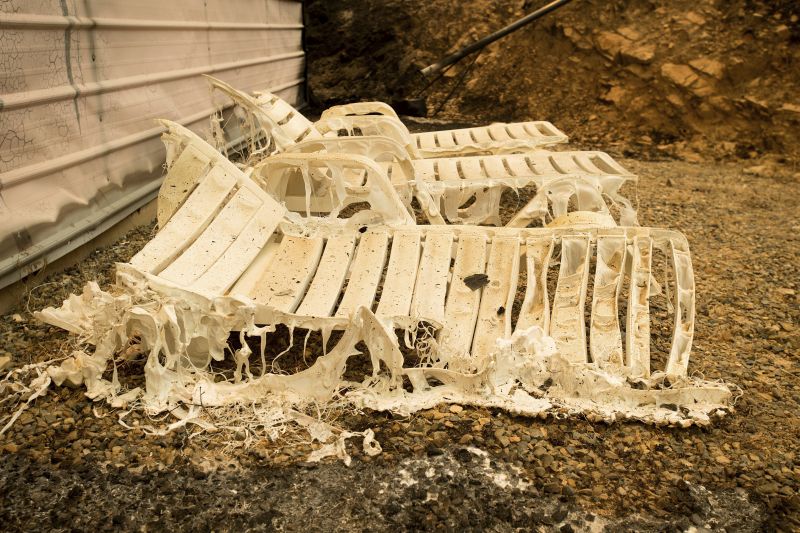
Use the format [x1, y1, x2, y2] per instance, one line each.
[0, 154, 798, 531]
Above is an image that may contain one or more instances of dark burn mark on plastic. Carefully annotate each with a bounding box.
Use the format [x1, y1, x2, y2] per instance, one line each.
[463, 273, 489, 290]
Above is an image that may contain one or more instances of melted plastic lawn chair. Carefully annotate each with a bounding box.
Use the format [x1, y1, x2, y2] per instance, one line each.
[276, 138, 638, 228]
[37, 120, 731, 427]
[205, 77, 636, 228]
[206, 76, 567, 160]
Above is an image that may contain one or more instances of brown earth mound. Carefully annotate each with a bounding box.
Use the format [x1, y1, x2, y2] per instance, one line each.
[306, 0, 800, 164]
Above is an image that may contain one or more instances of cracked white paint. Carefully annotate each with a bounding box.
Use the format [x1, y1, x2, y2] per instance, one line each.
[34, 121, 732, 448]
[0, 5, 304, 290]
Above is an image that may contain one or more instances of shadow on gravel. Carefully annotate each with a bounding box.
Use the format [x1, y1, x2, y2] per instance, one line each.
[0, 447, 766, 532]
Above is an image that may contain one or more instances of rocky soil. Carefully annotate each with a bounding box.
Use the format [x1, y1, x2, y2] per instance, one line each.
[0, 146, 797, 530]
[306, 0, 800, 164]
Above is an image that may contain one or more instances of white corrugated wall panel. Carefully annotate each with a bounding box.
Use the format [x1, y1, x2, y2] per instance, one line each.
[0, 0, 304, 288]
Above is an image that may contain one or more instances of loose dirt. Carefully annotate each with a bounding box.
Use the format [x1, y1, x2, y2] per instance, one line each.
[306, 0, 800, 164]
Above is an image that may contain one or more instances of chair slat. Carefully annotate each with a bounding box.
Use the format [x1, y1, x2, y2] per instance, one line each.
[130, 166, 236, 274]
[248, 236, 325, 313]
[295, 235, 357, 317]
[193, 203, 285, 295]
[515, 237, 555, 333]
[157, 143, 211, 227]
[415, 131, 439, 150]
[159, 188, 262, 286]
[458, 157, 484, 180]
[487, 124, 513, 142]
[588, 152, 631, 175]
[481, 156, 507, 179]
[410, 232, 454, 325]
[532, 121, 560, 137]
[453, 128, 476, 146]
[440, 234, 488, 357]
[471, 236, 520, 357]
[411, 159, 437, 183]
[522, 122, 546, 138]
[665, 238, 695, 377]
[504, 122, 532, 140]
[550, 236, 592, 363]
[377, 231, 422, 318]
[589, 236, 627, 367]
[626, 236, 652, 376]
[468, 126, 494, 143]
[436, 159, 460, 181]
[434, 130, 458, 148]
[549, 153, 584, 174]
[335, 232, 390, 317]
[503, 154, 536, 177]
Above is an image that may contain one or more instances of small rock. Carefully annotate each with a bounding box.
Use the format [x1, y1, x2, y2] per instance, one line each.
[689, 58, 725, 80]
[0, 356, 10, 372]
[454, 448, 472, 463]
[775, 25, 790, 39]
[621, 43, 656, 64]
[601, 86, 626, 106]
[430, 431, 448, 447]
[594, 31, 630, 60]
[426, 446, 444, 457]
[684, 11, 706, 25]
[449, 405, 463, 414]
[616, 26, 642, 41]
[743, 165, 774, 178]
[779, 103, 800, 115]
[757, 482, 779, 495]
[552, 506, 568, 523]
[744, 95, 769, 111]
[544, 482, 562, 494]
[662, 63, 699, 89]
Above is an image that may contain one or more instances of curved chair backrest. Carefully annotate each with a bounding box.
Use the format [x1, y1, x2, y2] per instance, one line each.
[206, 75, 322, 151]
[320, 101, 401, 122]
[253, 152, 415, 226]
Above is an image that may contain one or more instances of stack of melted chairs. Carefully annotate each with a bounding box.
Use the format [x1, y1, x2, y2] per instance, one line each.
[39, 76, 732, 436]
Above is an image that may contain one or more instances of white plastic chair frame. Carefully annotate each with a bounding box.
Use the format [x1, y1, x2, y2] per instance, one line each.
[37, 120, 730, 426]
[206, 76, 568, 160]
[256, 146, 637, 228]
[149, 120, 699, 381]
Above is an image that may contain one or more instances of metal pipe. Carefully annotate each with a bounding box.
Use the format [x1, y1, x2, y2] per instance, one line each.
[419, 0, 576, 78]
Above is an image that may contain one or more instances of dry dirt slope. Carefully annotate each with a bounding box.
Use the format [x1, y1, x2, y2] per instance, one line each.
[306, 0, 800, 164]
